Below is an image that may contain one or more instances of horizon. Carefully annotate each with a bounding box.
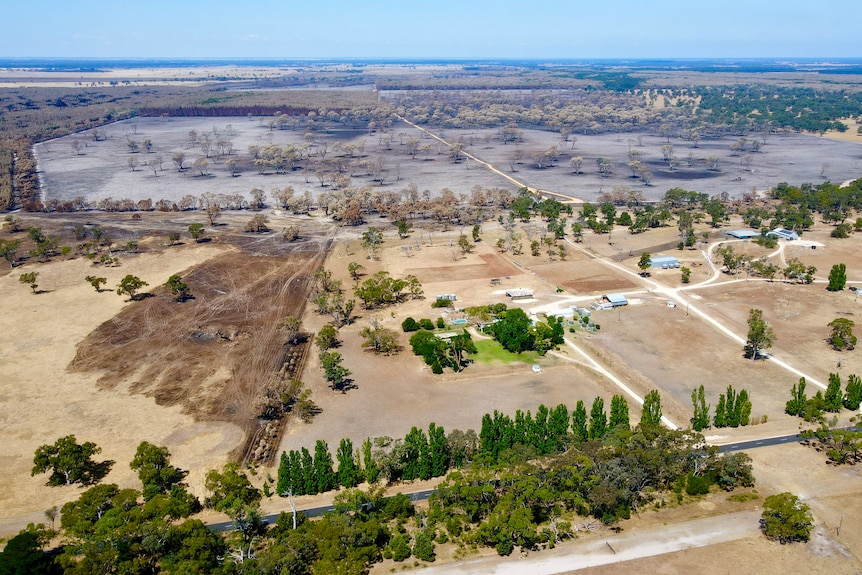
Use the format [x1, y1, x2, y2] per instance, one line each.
[2, 1, 859, 60]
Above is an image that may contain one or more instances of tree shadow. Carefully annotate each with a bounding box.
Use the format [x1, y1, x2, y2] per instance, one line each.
[332, 379, 357, 394]
[130, 292, 155, 302]
[33, 289, 54, 294]
[83, 459, 115, 486]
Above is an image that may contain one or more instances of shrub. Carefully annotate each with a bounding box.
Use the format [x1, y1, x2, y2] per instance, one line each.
[401, 317, 419, 332]
[436, 317, 445, 329]
[419, 318, 435, 330]
[432, 298, 454, 308]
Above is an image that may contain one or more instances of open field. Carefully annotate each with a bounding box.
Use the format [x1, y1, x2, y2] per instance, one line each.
[35, 117, 862, 209]
[0, 237, 244, 534]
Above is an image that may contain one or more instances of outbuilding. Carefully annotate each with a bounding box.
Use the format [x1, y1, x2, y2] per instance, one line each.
[506, 288, 534, 300]
[603, 293, 628, 307]
[726, 229, 760, 239]
[650, 256, 680, 269]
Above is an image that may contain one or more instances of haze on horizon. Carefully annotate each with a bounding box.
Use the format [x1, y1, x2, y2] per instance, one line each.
[3, 0, 859, 60]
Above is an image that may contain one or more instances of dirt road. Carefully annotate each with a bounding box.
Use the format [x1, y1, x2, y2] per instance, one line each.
[421, 511, 760, 574]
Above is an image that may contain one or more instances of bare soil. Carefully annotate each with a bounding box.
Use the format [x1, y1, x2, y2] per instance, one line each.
[69, 232, 327, 440]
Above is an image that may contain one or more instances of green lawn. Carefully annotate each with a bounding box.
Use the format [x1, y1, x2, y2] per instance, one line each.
[472, 339, 539, 364]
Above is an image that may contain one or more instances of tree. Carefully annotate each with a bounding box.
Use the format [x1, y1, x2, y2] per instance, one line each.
[588, 397, 607, 439]
[312, 440, 337, 493]
[691, 385, 710, 431]
[486, 308, 534, 353]
[0, 239, 21, 268]
[164, 274, 191, 301]
[336, 438, 360, 489]
[347, 261, 365, 280]
[188, 223, 206, 242]
[828, 317, 856, 351]
[31, 435, 109, 486]
[785, 378, 808, 416]
[844, 374, 862, 410]
[116, 274, 148, 301]
[172, 151, 186, 171]
[760, 493, 813, 543]
[316, 324, 340, 351]
[359, 325, 400, 355]
[19, 271, 39, 294]
[204, 463, 261, 513]
[130, 441, 186, 500]
[827, 263, 847, 291]
[609, 395, 630, 431]
[637, 253, 651, 275]
[640, 390, 663, 428]
[281, 315, 303, 345]
[205, 204, 221, 226]
[395, 220, 411, 238]
[361, 227, 384, 259]
[824, 373, 844, 412]
[681, 266, 691, 284]
[0, 527, 56, 575]
[472, 224, 482, 242]
[85, 275, 107, 292]
[572, 401, 588, 442]
[320, 351, 351, 391]
[745, 308, 775, 360]
[245, 214, 270, 233]
[458, 234, 473, 255]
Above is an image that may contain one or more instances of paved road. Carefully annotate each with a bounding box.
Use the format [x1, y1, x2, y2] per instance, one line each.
[210, 431, 834, 532]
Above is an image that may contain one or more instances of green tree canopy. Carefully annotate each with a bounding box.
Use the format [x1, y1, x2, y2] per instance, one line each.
[32, 435, 111, 487]
[760, 492, 813, 543]
[745, 308, 775, 360]
[129, 441, 186, 500]
[827, 263, 847, 291]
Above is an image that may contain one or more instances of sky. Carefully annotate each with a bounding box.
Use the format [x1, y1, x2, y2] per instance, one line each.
[2, 0, 860, 60]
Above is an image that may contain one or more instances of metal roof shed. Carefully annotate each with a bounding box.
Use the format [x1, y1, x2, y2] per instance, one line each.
[604, 294, 628, 307]
[650, 256, 680, 269]
[726, 229, 760, 239]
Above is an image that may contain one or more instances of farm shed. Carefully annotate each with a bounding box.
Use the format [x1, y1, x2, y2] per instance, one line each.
[603, 294, 628, 307]
[506, 288, 534, 300]
[650, 256, 680, 269]
[726, 229, 760, 239]
[545, 307, 576, 320]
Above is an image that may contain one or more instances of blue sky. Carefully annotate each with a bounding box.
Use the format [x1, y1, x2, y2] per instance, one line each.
[2, 0, 859, 59]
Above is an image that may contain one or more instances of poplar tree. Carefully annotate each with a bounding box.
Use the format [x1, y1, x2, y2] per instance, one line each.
[609, 395, 630, 431]
[691, 385, 710, 431]
[336, 438, 360, 489]
[572, 401, 588, 442]
[588, 397, 607, 439]
[313, 440, 336, 493]
[640, 390, 663, 428]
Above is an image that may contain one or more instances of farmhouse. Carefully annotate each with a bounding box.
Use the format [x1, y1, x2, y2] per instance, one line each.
[506, 288, 534, 300]
[767, 227, 800, 241]
[650, 255, 680, 269]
